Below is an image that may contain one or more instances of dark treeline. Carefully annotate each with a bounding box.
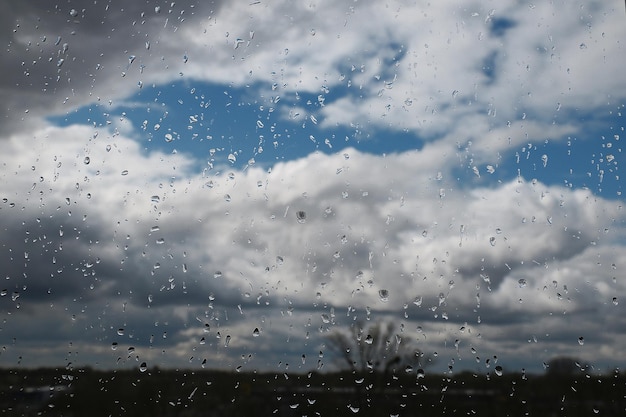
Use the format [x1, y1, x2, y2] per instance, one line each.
[1, 366, 625, 417]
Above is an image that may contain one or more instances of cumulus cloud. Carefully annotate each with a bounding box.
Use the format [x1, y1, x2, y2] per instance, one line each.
[0, 0, 624, 373]
[1, 121, 623, 371]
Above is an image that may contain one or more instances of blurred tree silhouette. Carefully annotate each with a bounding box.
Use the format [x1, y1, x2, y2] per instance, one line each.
[546, 356, 591, 376]
[325, 320, 432, 373]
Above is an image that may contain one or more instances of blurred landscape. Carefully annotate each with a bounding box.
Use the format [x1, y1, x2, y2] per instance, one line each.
[2, 362, 625, 417]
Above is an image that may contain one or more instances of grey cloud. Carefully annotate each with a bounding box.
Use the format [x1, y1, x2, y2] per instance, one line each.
[0, 0, 222, 134]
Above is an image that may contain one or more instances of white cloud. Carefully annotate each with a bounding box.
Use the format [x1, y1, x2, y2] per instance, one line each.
[1, 121, 624, 371]
[0, 0, 624, 374]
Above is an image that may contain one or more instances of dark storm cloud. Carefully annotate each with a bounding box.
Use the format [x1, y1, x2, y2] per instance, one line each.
[0, 0, 221, 134]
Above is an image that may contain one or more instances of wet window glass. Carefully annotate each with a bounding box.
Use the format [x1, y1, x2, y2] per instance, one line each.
[1, 1, 624, 415]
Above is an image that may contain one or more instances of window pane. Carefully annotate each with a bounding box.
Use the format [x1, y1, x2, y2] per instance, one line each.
[1, 1, 624, 415]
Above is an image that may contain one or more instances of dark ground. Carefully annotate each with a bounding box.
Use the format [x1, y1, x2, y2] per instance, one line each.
[1, 366, 625, 416]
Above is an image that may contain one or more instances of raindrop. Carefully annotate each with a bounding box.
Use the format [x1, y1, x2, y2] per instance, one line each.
[438, 292, 446, 305]
[364, 335, 373, 344]
[413, 296, 423, 307]
[348, 405, 360, 413]
[224, 335, 231, 347]
[83, 157, 90, 165]
[495, 365, 503, 376]
[252, 328, 260, 337]
[578, 336, 584, 346]
[276, 256, 284, 265]
[213, 271, 223, 279]
[296, 211, 306, 223]
[378, 289, 389, 302]
[489, 237, 496, 246]
[541, 154, 548, 167]
[227, 153, 236, 163]
[69, 9, 78, 17]
[518, 279, 527, 288]
[121, 170, 129, 176]
[139, 362, 148, 372]
[612, 297, 618, 305]
[321, 314, 330, 324]
[416, 368, 425, 379]
[117, 328, 124, 336]
[256, 120, 264, 128]
[111, 342, 118, 350]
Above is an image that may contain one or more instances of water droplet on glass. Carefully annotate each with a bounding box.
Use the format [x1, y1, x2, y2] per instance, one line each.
[296, 211, 306, 223]
[578, 336, 584, 345]
[413, 296, 423, 307]
[69, 9, 78, 17]
[227, 153, 236, 163]
[213, 271, 222, 279]
[417, 368, 425, 379]
[117, 328, 124, 336]
[612, 297, 618, 305]
[121, 170, 129, 176]
[111, 342, 118, 350]
[83, 156, 90, 165]
[518, 279, 527, 288]
[438, 292, 446, 305]
[139, 362, 148, 372]
[495, 365, 503, 376]
[256, 120, 264, 128]
[224, 335, 231, 347]
[276, 256, 284, 265]
[364, 335, 373, 344]
[252, 328, 260, 337]
[489, 236, 496, 246]
[378, 289, 389, 302]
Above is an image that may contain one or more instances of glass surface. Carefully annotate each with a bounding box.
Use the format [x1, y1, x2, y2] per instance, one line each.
[1, 1, 624, 415]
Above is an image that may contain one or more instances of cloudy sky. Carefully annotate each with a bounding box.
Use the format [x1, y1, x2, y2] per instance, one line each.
[0, 0, 624, 375]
